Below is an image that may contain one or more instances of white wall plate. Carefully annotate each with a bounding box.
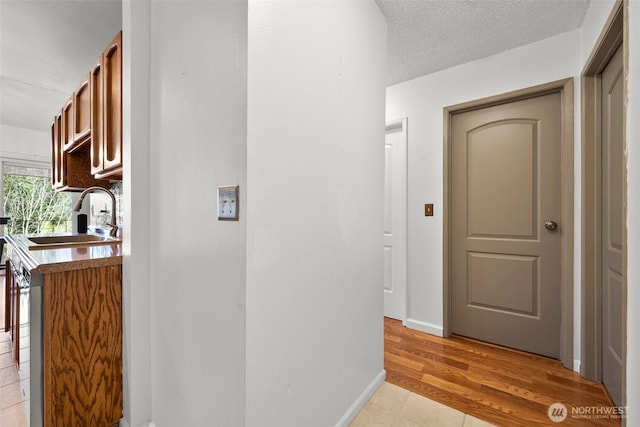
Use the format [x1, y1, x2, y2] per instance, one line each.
[218, 185, 239, 220]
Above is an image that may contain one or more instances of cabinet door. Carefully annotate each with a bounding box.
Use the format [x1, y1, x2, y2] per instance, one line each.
[7, 262, 20, 368]
[90, 61, 105, 175]
[61, 96, 75, 152]
[51, 111, 107, 192]
[51, 114, 65, 190]
[4, 261, 11, 333]
[100, 31, 122, 178]
[73, 75, 91, 145]
[44, 265, 123, 425]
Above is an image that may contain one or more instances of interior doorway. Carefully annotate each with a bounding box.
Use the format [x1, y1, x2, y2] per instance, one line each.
[383, 118, 407, 321]
[581, 0, 626, 407]
[443, 79, 575, 369]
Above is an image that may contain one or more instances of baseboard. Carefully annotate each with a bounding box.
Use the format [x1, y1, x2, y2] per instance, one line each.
[118, 420, 155, 427]
[405, 318, 444, 337]
[334, 369, 386, 427]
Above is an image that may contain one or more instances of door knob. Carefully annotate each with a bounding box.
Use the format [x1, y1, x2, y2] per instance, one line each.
[545, 221, 558, 231]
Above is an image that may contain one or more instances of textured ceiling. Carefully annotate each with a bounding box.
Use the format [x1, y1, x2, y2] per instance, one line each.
[0, 0, 591, 133]
[377, 0, 591, 85]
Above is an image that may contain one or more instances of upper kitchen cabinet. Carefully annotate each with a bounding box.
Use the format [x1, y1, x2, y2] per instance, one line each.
[51, 114, 109, 192]
[50, 31, 122, 191]
[73, 74, 92, 146]
[60, 95, 74, 152]
[51, 114, 63, 189]
[61, 73, 91, 153]
[91, 31, 122, 180]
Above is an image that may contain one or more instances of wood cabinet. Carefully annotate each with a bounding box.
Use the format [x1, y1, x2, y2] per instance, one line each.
[51, 114, 63, 189]
[73, 74, 92, 146]
[62, 75, 91, 153]
[60, 96, 74, 152]
[4, 260, 21, 369]
[43, 264, 123, 426]
[4, 235, 123, 426]
[91, 32, 122, 180]
[51, 114, 108, 192]
[51, 31, 122, 191]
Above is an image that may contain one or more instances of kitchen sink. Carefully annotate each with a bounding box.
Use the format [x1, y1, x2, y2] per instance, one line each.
[27, 234, 121, 250]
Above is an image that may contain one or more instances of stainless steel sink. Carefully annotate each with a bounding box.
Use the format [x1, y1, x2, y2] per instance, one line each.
[27, 234, 121, 250]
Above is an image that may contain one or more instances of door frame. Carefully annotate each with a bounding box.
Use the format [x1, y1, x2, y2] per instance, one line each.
[443, 79, 575, 369]
[581, 0, 626, 395]
[384, 118, 408, 323]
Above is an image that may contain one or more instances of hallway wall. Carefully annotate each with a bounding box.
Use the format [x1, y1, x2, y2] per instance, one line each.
[246, 1, 387, 425]
[141, 1, 249, 425]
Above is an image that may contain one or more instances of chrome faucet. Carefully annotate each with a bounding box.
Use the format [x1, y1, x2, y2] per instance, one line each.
[72, 186, 119, 238]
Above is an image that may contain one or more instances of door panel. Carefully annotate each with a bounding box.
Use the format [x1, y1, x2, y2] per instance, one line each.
[451, 93, 561, 359]
[468, 121, 536, 238]
[602, 45, 624, 407]
[383, 120, 407, 320]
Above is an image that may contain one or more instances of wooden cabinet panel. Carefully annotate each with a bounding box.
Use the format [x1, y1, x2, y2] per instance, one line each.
[4, 261, 11, 333]
[93, 31, 122, 180]
[51, 118, 108, 192]
[43, 265, 123, 426]
[73, 75, 91, 146]
[51, 112, 108, 191]
[61, 96, 74, 152]
[102, 32, 122, 175]
[5, 261, 20, 369]
[51, 115, 63, 189]
[90, 61, 105, 175]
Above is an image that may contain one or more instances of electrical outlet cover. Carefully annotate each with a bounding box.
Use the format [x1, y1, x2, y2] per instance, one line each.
[218, 185, 239, 220]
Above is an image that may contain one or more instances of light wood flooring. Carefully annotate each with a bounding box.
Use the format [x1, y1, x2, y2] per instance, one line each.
[384, 317, 622, 427]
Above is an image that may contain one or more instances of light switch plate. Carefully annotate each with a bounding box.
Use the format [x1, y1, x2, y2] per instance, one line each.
[218, 185, 239, 221]
[425, 203, 434, 217]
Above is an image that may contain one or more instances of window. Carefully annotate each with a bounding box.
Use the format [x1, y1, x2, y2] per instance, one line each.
[2, 161, 72, 235]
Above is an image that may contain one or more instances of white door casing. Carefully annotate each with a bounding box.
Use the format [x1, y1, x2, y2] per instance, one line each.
[383, 118, 407, 321]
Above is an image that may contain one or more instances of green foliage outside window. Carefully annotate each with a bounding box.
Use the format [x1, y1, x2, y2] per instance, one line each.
[3, 174, 71, 235]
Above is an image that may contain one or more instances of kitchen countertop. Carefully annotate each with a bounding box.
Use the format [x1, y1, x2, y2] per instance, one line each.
[4, 233, 122, 275]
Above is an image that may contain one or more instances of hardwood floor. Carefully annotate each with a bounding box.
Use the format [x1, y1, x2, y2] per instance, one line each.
[384, 317, 621, 427]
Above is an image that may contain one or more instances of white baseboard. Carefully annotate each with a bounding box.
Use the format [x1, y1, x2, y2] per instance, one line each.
[118, 420, 155, 427]
[334, 369, 386, 427]
[404, 318, 444, 337]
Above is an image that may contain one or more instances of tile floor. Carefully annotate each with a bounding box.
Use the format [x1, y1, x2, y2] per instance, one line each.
[350, 382, 495, 427]
[0, 330, 28, 427]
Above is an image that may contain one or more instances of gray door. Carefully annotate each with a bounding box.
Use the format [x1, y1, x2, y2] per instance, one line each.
[451, 92, 562, 359]
[601, 45, 624, 407]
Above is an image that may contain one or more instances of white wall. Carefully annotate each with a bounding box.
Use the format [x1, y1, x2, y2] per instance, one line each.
[625, 1, 640, 423]
[386, 30, 582, 339]
[246, 1, 386, 426]
[0, 124, 50, 161]
[143, 1, 248, 425]
[122, 0, 152, 425]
